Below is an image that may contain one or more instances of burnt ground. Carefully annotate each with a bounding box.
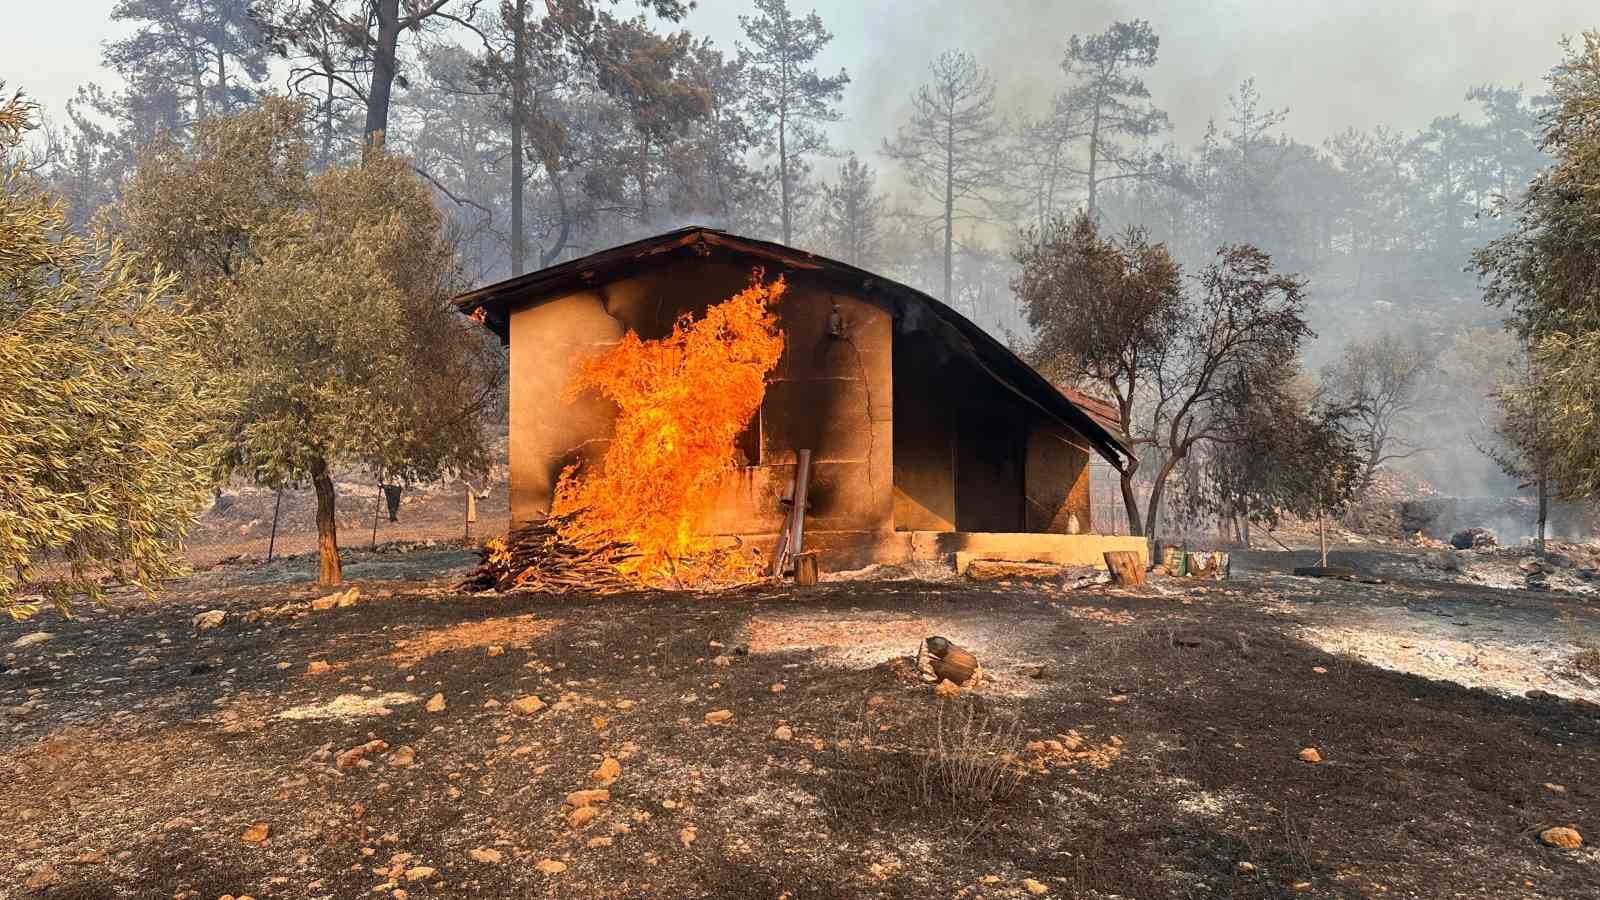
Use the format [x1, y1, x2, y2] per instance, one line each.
[1, 550, 1598, 899]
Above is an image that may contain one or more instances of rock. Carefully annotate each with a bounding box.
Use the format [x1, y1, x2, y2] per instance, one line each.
[535, 859, 567, 875]
[23, 865, 59, 889]
[486, 645, 504, 657]
[241, 822, 270, 844]
[564, 789, 610, 808]
[980, 875, 1001, 884]
[1020, 664, 1046, 679]
[404, 866, 436, 881]
[587, 836, 614, 849]
[193, 610, 227, 632]
[1298, 747, 1323, 764]
[569, 806, 599, 829]
[468, 847, 503, 864]
[592, 757, 622, 784]
[1540, 826, 1583, 849]
[385, 746, 416, 768]
[1544, 782, 1567, 793]
[1237, 862, 1256, 874]
[425, 693, 446, 713]
[592, 716, 609, 731]
[773, 725, 794, 741]
[769, 682, 786, 694]
[1023, 878, 1049, 895]
[306, 660, 332, 675]
[510, 695, 546, 715]
[162, 816, 196, 831]
[1292, 882, 1313, 893]
[335, 740, 389, 770]
[703, 709, 734, 725]
[1450, 528, 1496, 550]
[71, 850, 107, 865]
[12, 632, 52, 650]
[934, 679, 962, 699]
[679, 826, 697, 847]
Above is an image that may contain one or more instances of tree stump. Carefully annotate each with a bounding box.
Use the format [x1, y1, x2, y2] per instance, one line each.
[1104, 550, 1146, 586]
[794, 551, 819, 586]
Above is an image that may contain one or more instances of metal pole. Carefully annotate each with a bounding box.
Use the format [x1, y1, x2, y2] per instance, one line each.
[266, 486, 283, 562]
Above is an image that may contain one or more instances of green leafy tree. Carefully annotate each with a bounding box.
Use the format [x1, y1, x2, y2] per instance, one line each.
[122, 100, 502, 585]
[1013, 211, 1183, 533]
[1204, 368, 1363, 551]
[1, 87, 218, 618]
[1472, 32, 1600, 500]
[1016, 212, 1313, 548]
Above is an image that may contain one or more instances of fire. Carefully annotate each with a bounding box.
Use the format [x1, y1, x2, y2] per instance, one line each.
[551, 272, 786, 586]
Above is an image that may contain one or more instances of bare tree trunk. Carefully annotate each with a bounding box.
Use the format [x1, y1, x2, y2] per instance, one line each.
[1536, 467, 1548, 558]
[1118, 469, 1143, 537]
[509, 0, 526, 275]
[943, 108, 955, 302]
[1086, 104, 1101, 216]
[1318, 507, 1328, 568]
[364, 0, 403, 151]
[321, 73, 335, 166]
[311, 456, 342, 586]
[778, 109, 791, 243]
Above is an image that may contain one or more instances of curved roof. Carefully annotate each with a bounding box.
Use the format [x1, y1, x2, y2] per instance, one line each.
[451, 226, 1132, 469]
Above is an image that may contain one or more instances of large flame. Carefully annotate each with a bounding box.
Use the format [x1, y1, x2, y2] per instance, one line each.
[551, 272, 786, 586]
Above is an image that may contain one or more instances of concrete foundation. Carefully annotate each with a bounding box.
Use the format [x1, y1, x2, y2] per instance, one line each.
[737, 529, 1148, 573]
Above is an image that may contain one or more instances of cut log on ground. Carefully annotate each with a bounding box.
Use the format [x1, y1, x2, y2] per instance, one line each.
[964, 559, 1063, 582]
[1104, 551, 1146, 586]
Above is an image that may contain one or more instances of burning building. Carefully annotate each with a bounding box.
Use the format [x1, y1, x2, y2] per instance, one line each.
[453, 227, 1146, 572]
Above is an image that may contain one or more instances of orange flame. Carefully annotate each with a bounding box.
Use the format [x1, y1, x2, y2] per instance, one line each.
[552, 272, 786, 586]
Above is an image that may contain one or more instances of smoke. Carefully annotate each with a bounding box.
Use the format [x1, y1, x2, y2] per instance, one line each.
[690, 1, 1593, 154]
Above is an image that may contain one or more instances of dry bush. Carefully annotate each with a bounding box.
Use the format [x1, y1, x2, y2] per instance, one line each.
[913, 699, 1027, 808]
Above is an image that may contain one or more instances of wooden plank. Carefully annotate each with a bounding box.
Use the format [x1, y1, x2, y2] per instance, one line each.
[1104, 550, 1146, 586]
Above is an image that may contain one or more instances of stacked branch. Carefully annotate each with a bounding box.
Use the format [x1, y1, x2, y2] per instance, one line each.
[460, 512, 639, 594]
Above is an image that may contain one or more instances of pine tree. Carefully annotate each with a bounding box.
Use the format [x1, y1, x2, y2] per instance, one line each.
[881, 49, 1008, 302]
[738, 0, 849, 244]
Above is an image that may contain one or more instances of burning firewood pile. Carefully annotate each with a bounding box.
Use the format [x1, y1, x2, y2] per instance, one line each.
[459, 512, 638, 594]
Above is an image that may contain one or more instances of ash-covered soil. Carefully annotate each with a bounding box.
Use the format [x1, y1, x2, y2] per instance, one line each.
[2, 551, 1597, 899]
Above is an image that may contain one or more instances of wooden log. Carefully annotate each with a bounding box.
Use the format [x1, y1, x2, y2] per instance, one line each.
[794, 551, 819, 587]
[1104, 550, 1146, 586]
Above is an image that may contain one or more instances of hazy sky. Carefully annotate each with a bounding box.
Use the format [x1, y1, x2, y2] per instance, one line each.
[5, 1, 1596, 151]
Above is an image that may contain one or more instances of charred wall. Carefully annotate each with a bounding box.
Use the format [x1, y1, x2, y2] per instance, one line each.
[506, 253, 893, 538]
[891, 302, 1091, 534]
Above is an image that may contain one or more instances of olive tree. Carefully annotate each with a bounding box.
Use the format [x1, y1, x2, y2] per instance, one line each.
[1, 87, 218, 617]
[122, 99, 502, 585]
